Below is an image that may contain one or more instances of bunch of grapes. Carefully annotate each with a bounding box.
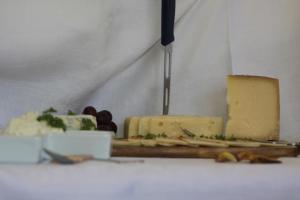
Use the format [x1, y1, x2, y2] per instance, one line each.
[82, 106, 117, 133]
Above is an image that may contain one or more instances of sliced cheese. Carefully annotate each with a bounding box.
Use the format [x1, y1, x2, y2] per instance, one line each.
[124, 117, 140, 138]
[257, 142, 288, 147]
[138, 116, 152, 136]
[181, 138, 229, 147]
[112, 139, 140, 146]
[225, 75, 280, 141]
[223, 140, 261, 147]
[125, 115, 223, 138]
[156, 138, 189, 146]
[150, 116, 223, 137]
[140, 139, 157, 147]
[156, 141, 176, 147]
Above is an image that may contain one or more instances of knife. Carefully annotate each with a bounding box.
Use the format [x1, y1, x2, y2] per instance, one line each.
[43, 148, 144, 164]
[161, 0, 176, 115]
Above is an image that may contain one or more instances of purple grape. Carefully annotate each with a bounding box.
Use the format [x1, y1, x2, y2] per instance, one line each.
[82, 106, 97, 117]
[110, 121, 118, 133]
[97, 122, 117, 133]
[96, 110, 112, 125]
[97, 125, 112, 131]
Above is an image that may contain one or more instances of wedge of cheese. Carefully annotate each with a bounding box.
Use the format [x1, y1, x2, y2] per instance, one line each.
[124, 115, 223, 138]
[225, 75, 280, 140]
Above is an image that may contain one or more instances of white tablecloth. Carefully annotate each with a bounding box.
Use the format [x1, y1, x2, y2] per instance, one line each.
[0, 157, 299, 200]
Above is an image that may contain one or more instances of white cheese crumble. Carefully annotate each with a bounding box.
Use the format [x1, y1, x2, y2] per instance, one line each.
[58, 115, 97, 130]
[3, 112, 64, 136]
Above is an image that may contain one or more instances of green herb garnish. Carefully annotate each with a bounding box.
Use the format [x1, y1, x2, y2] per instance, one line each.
[80, 118, 96, 130]
[37, 113, 66, 131]
[158, 133, 167, 138]
[215, 134, 226, 140]
[67, 110, 76, 115]
[136, 135, 144, 139]
[37, 113, 53, 122]
[181, 128, 195, 138]
[43, 107, 57, 114]
[241, 137, 254, 141]
[227, 135, 237, 141]
[144, 133, 157, 139]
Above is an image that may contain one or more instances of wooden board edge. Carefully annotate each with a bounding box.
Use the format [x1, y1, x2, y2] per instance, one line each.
[112, 146, 298, 158]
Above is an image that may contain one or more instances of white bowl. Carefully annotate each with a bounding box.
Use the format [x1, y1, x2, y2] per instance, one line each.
[0, 135, 42, 164]
[43, 130, 112, 159]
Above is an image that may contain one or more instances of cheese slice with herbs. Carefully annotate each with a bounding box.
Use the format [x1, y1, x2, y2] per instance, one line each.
[156, 138, 189, 146]
[181, 138, 229, 147]
[137, 117, 152, 136]
[225, 75, 280, 141]
[140, 139, 157, 147]
[112, 139, 141, 146]
[125, 115, 223, 139]
[223, 140, 261, 147]
[146, 116, 223, 138]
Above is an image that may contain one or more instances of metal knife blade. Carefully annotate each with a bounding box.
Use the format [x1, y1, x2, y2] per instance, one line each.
[161, 0, 175, 115]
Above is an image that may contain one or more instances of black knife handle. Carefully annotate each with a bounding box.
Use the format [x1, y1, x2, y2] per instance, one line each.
[161, 0, 176, 46]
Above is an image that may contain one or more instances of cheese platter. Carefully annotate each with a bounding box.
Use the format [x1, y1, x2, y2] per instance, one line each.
[112, 73, 299, 161]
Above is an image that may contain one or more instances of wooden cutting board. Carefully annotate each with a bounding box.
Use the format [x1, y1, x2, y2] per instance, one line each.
[112, 146, 298, 158]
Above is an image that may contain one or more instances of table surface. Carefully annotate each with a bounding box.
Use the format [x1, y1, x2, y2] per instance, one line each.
[0, 157, 299, 200]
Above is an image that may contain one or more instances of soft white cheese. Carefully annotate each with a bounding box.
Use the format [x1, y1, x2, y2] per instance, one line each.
[3, 112, 97, 136]
[3, 112, 64, 136]
[58, 115, 97, 130]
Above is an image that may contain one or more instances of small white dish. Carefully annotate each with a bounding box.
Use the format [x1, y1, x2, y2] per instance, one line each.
[0, 135, 42, 164]
[43, 130, 112, 160]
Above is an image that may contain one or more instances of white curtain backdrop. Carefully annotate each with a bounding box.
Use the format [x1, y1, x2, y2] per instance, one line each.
[0, 0, 299, 140]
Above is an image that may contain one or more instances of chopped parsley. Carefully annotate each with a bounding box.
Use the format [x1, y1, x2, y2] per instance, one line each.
[80, 118, 96, 130]
[215, 134, 226, 140]
[158, 133, 167, 138]
[37, 113, 66, 131]
[181, 128, 195, 138]
[135, 135, 145, 139]
[227, 135, 237, 141]
[43, 107, 57, 114]
[144, 133, 157, 140]
[67, 110, 76, 115]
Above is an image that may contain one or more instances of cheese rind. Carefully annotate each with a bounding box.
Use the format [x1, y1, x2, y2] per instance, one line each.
[225, 75, 280, 140]
[125, 115, 224, 139]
